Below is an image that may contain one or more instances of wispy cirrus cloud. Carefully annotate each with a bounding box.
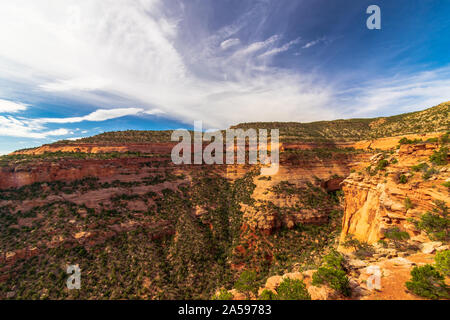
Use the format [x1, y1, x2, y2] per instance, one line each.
[340, 66, 450, 117]
[302, 37, 326, 49]
[0, 0, 449, 141]
[0, 0, 337, 130]
[220, 38, 241, 50]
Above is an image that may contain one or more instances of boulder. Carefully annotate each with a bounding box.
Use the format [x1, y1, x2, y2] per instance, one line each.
[265, 275, 283, 291]
[307, 285, 339, 300]
[282, 272, 304, 281]
[421, 241, 443, 254]
[436, 245, 449, 252]
[346, 259, 368, 269]
[228, 289, 247, 300]
[389, 257, 414, 266]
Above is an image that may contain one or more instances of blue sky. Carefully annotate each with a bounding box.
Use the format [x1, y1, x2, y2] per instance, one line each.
[0, 0, 450, 154]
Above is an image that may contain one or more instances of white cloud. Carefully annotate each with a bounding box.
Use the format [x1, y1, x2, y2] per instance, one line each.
[0, 0, 447, 132]
[302, 38, 325, 49]
[45, 128, 71, 136]
[144, 108, 165, 115]
[259, 38, 301, 58]
[0, 99, 28, 113]
[0, 115, 69, 138]
[0, 0, 337, 128]
[0, 107, 151, 138]
[40, 77, 110, 92]
[67, 136, 87, 141]
[342, 66, 450, 116]
[38, 108, 145, 124]
[220, 38, 241, 50]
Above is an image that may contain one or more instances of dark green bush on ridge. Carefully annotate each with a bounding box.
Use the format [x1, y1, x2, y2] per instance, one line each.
[212, 289, 234, 300]
[435, 250, 450, 277]
[414, 201, 449, 241]
[429, 147, 448, 166]
[383, 227, 410, 241]
[341, 234, 375, 259]
[234, 270, 260, 299]
[275, 278, 311, 300]
[258, 289, 276, 300]
[405, 265, 449, 299]
[399, 137, 423, 145]
[312, 250, 351, 297]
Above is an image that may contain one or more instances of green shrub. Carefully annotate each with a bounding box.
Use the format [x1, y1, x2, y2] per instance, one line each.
[416, 212, 449, 241]
[404, 197, 413, 210]
[276, 278, 311, 300]
[405, 265, 449, 299]
[435, 250, 450, 277]
[258, 289, 276, 300]
[341, 234, 360, 251]
[375, 159, 389, 171]
[429, 147, 448, 166]
[312, 250, 351, 296]
[341, 234, 375, 259]
[399, 137, 422, 145]
[415, 201, 449, 241]
[398, 174, 408, 184]
[384, 227, 410, 241]
[213, 289, 233, 300]
[377, 239, 388, 248]
[442, 181, 450, 189]
[422, 167, 439, 180]
[411, 162, 428, 172]
[440, 132, 449, 145]
[234, 270, 259, 298]
[425, 137, 439, 143]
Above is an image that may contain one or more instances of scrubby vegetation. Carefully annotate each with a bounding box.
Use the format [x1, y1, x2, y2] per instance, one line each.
[62, 130, 175, 144]
[312, 250, 351, 297]
[429, 147, 448, 166]
[435, 250, 450, 277]
[399, 137, 423, 145]
[258, 289, 276, 300]
[1, 102, 448, 300]
[275, 278, 311, 300]
[234, 270, 260, 299]
[383, 227, 410, 241]
[414, 201, 449, 241]
[212, 289, 234, 300]
[404, 197, 413, 210]
[1, 164, 345, 300]
[341, 234, 375, 259]
[406, 265, 449, 299]
[233, 102, 449, 142]
[0, 151, 156, 167]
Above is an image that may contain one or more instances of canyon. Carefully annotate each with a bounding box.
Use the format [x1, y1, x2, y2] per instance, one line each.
[0, 102, 448, 300]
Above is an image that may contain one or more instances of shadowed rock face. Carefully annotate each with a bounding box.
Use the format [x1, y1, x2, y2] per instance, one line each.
[321, 177, 345, 192]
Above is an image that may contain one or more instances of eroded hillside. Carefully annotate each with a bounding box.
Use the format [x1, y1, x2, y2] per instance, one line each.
[0, 102, 448, 300]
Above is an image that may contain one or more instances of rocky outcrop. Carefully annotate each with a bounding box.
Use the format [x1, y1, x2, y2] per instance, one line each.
[339, 142, 449, 246]
[12, 143, 175, 155]
[0, 157, 167, 189]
